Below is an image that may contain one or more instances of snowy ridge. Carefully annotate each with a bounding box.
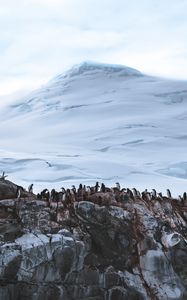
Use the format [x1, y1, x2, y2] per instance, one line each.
[50, 61, 142, 81]
[0, 61, 187, 194]
[7, 61, 142, 115]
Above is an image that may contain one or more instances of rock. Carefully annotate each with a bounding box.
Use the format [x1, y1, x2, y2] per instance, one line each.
[0, 179, 29, 200]
[108, 287, 128, 300]
[139, 249, 184, 300]
[0, 222, 23, 242]
[0, 188, 187, 299]
[161, 231, 181, 248]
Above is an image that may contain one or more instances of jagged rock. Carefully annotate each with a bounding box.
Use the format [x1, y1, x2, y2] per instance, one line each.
[0, 190, 186, 299]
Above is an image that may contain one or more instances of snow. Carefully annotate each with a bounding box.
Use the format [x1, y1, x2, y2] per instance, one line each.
[50, 61, 142, 81]
[0, 61, 187, 195]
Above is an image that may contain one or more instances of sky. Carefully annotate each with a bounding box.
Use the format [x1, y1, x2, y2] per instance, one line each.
[1, 0, 187, 96]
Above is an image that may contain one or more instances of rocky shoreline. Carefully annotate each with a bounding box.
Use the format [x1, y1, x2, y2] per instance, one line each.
[0, 179, 187, 300]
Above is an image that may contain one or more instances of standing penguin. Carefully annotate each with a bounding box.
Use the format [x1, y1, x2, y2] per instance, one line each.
[132, 188, 138, 198]
[127, 188, 134, 199]
[95, 182, 100, 192]
[151, 189, 157, 199]
[101, 183, 106, 193]
[116, 182, 121, 190]
[28, 184, 34, 193]
[157, 192, 163, 200]
[183, 192, 187, 201]
[16, 187, 21, 200]
[71, 185, 76, 194]
[166, 189, 172, 198]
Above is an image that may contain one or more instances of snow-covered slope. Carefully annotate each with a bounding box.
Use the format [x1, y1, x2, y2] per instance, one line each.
[1, 61, 187, 194]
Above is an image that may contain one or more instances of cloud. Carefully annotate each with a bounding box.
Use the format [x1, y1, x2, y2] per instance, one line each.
[1, 0, 187, 95]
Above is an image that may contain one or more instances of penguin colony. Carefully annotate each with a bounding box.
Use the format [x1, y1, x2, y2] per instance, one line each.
[0, 171, 187, 209]
[1, 171, 186, 208]
[34, 182, 187, 209]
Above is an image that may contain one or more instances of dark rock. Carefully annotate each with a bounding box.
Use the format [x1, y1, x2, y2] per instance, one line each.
[53, 246, 75, 280]
[0, 186, 186, 299]
[3, 255, 22, 279]
[104, 271, 122, 289]
[0, 223, 23, 242]
[108, 287, 128, 300]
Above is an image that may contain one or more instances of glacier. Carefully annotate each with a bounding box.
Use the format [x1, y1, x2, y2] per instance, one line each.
[0, 61, 187, 195]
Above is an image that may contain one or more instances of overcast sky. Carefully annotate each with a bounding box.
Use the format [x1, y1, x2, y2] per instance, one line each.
[1, 0, 187, 96]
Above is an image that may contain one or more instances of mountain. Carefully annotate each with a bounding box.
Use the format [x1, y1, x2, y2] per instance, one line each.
[0, 61, 187, 194]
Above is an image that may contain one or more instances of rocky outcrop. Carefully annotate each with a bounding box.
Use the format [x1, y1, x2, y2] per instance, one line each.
[0, 179, 30, 200]
[0, 181, 187, 299]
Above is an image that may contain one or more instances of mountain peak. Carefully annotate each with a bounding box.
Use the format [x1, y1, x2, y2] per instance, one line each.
[52, 61, 143, 83]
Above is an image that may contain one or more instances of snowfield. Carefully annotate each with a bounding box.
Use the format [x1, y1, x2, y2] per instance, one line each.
[0, 61, 187, 195]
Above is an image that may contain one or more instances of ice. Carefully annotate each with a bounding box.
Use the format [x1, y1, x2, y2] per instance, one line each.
[0, 61, 187, 195]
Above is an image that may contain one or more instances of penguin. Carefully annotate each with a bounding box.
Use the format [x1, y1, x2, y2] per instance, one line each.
[50, 189, 56, 201]
[41, 188, 49, 201]
[183, 192, 187, 201]
[147, 192, 152, 201]
[166, 189, 171, 198]
[16, 187, 21, 200]
[78, 184, 83, 190]
[95, 182, 100, 193]
[132, 188, 138, 198]
[142, 191, 151, 201]
[71, 185, 76, 194]
[28, 184, 33, 193]
[41, 188, 49, 195]
[77, 184, 83, 198]
[60, 188, 66, 202]
[157, 192, 163, 200]
[65, 189, 72, 207]
[61, 187, 66, 193]
[180, 192, 187, 206]
[152, 189, 157, 198]
[101, 183, 106, 193]
[86, 186, 91, 193]
[141, 191, 146, 201]
[115, 182, 121, 190]
[37, 193, 42, 200]
[119, 189, 126, 202]
[127, 188, 134, 199]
